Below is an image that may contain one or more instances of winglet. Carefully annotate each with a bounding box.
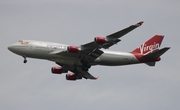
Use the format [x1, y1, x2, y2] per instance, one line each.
[135, 21, 144, 26]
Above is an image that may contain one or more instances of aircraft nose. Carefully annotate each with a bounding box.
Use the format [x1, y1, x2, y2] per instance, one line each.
[8, 45, 13, 51]
[7, 43, 19, 53]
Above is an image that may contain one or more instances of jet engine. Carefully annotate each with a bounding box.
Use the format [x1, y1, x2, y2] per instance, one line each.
[66, 73, 82, 81]
[51, 67, 67, 74]
[67, 46, 80, 53]
[94, 37, 107, 44]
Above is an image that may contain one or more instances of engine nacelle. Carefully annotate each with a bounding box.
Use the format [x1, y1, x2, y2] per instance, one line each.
[94, 37, 107, 44]
[51, 67, 67, 74]
[67, 46, 79, 53]
[66, 73, 82, 81]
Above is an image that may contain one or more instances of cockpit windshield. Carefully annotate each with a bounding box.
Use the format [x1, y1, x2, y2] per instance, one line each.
[18, 40, 29, 45]
[18, 40, 23, 42]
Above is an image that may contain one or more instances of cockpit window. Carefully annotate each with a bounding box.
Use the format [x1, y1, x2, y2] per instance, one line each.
[18, 40, 29, 45]
[19, 40, 23, 42]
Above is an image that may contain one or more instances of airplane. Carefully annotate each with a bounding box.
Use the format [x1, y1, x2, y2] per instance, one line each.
[8, 21, 170, 81]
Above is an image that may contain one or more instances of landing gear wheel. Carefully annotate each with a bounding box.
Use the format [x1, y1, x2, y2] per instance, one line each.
[23, 59, 27, 63]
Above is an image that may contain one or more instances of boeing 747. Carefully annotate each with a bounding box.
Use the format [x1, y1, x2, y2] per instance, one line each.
[8, 21, 170, 80]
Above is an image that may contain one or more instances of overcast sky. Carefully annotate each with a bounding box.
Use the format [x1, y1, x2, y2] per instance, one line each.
[0, 0, 179, 110]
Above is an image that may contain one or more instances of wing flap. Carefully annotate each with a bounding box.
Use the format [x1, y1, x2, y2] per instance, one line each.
[86, 49, 103, 62]
[80, 48, 104, 63]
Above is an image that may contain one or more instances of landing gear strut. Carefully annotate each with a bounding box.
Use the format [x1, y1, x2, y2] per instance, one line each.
[22, 56, 27, 63]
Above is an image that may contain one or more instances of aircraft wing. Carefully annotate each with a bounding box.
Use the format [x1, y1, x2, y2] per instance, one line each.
[74, 66, 98, 79]
[106, 21, 143, 40]
[56, 62, 98, 80]
[82, 21, 143, 49]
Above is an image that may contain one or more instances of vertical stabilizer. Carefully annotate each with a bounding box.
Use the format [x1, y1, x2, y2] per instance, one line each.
[131, 35, 164, 55]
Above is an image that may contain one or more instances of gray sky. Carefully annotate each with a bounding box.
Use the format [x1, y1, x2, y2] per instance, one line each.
[0, 0, 179, 110]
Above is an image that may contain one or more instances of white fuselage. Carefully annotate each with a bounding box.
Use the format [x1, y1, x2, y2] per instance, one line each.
[8, 40, 140, 66]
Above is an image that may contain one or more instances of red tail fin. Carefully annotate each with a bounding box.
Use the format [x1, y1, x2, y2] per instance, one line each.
[131, 35, 164, 54]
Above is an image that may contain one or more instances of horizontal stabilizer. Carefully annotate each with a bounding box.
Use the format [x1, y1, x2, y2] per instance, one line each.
[141, 47, 170, 59]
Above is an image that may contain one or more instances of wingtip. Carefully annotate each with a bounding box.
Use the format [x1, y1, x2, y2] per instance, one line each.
[165, 47, 171, 50]
[95, 76, 99, 80]
[136, 21, 144, 26]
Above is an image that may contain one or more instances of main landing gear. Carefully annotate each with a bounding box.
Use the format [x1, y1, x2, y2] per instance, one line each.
[22, 56, 27, 63]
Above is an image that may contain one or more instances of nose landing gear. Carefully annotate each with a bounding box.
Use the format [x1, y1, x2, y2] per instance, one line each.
[22, 56, 27, 63]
